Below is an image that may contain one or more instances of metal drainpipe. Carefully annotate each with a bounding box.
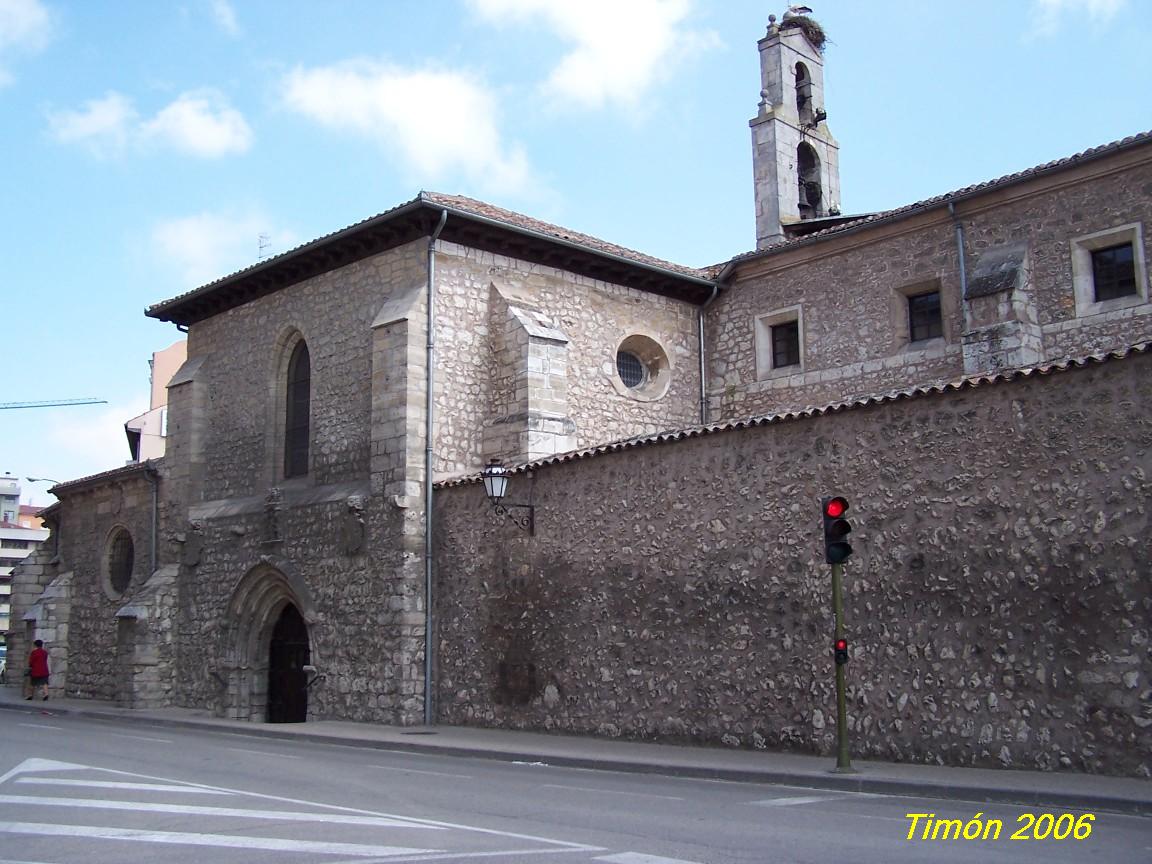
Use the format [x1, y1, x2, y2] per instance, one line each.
[424, 209, 448, 727]
[948, 201, 970, 299]
[697, 283, 720, 424]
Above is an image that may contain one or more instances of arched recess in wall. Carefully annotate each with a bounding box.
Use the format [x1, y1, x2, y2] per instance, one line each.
[268, 329, 312, 483]
[797, 142, 823, 220]
[220, 562, 318, 722]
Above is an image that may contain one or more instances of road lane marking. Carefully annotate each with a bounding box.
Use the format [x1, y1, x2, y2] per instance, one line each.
[595, 854, 704, 864]
[0, 795, 443, 829]
[107, 733, 174, 743]
[15, 724, 64, 731]
[228, 747, 301, 759]
[16, 778, 230, 795]
[749, 794, 846, 806]
[373, 766, 472, 779]
[0, 822, 435, 858]
[539, 784, 684, 802]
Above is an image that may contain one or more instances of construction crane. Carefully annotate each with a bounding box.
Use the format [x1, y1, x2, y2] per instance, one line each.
[0, 398, 107, 410]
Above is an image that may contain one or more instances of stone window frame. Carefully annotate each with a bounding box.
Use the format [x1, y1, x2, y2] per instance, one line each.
[1070, 222, 1148, 318]
[102, 525, 135, 600]
[610, 333, 672, 403]
[892, 278, 947, 352]
[754, 305, 805, 380]
[268, 328, 314, 485]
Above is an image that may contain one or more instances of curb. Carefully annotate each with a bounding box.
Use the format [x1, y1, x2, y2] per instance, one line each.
[2, 699, 1148, 817]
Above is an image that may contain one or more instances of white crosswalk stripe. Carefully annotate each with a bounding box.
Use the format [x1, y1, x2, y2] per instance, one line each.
[595, 853, 706, 864]
[0, 757, 604, 861]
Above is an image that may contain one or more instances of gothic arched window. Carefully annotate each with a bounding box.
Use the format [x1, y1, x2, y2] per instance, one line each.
[284, 340, 311, 478]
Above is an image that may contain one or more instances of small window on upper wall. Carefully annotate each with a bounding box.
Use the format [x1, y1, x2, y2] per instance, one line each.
[755, 307, 804, 379]
[908, 290, 943, 342]
[1090, 243, 1137, 302]
[1071, 223, 1147, 317]
[771, 320, 801, 368]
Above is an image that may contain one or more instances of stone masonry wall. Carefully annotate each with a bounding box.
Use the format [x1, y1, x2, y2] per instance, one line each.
[166, 239, 431, 722]
[710, 152, 1152, 420]
[45, 470, 160, 702]
[433, 241, 702, 475]
[434, 349, 1152, 777]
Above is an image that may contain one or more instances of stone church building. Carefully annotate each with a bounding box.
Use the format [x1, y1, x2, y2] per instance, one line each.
[10, 13, 1152, 776]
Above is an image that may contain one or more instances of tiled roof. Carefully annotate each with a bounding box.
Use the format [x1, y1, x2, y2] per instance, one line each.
[724, 129, 1152, 266]
[418, 192, 709, 281]
[146, 194, 427, 316]
[48, 461, 159, 494]
[439, 340, 1152, 486]
[147, 192, 715, 322]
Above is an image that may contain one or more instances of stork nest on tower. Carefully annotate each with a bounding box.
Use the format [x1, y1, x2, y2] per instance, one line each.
[779, 15, 827, 52]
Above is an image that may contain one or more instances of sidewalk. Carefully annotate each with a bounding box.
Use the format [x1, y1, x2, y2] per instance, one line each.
[1, 685, 1148, 816]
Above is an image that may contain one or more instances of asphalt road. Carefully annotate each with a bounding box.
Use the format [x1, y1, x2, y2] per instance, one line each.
[0, 710, 1148, 863]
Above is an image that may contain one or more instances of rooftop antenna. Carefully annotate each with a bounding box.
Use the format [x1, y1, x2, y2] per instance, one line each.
[258, 233, 271, 260]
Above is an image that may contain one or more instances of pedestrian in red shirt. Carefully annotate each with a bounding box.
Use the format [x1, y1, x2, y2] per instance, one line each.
[27, 639, 49, 701]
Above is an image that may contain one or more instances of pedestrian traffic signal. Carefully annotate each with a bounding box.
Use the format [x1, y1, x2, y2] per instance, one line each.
[834, 637, 849, 665]
[821, 496, 853, 564]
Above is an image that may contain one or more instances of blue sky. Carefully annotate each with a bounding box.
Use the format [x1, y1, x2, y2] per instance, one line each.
[2, 0, 1150, 506]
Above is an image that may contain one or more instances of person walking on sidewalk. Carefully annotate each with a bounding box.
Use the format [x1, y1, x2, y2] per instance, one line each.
[27, 640, 49, 701]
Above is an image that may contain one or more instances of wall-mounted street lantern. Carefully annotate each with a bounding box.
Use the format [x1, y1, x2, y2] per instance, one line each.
[481, 459, 534, 535]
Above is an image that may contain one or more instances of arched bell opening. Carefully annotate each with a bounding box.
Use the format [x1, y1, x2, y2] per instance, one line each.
[797, 142, 823, 220]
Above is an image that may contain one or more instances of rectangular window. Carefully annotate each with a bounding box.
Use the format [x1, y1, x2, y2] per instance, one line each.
[771, 320, 801, 368]
[1091, 243, 1137, 302]
[908, 291, 943, 342]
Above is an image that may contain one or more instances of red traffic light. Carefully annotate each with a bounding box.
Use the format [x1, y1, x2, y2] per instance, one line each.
[824, 497, 848, 518]
[834, 637, 849, 665]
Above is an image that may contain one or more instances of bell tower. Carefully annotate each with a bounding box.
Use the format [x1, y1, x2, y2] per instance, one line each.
[750, 9, 841, 249]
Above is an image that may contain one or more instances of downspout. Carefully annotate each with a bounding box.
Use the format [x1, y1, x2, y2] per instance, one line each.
[424, 209, 448, 727]
[697, 284, 719, 424]
[948, 201, 969, 300]
[698, 262, 735, 425]
[144, 461, 159, 573]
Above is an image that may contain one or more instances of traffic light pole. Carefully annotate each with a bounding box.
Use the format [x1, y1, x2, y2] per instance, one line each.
[831, 561, 855, 773]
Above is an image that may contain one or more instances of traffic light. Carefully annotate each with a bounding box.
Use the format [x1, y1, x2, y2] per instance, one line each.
[834, 637, 849, 665]
[821, 496, 853, 564]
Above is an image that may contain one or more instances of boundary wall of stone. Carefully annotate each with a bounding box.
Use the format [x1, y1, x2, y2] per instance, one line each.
[434, 349, 1152, 777]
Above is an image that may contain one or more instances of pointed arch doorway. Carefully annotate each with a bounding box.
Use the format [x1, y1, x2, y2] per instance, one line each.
[224, 563, 317, 723]
[267, 603, 310, 723]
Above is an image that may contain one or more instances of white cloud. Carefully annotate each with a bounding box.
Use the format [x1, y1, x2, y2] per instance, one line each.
[47, 91, 138, 155]
[208, 0, 240, 37]
[282, 60, 532, 195]
[152, 210, 298, 288]
[468, 0, 718, 110]
[141, 90, 253, 157]
[0, 0, 53, 87]
[48, 89, 252, 158]
[1029, 0, 1127, 37]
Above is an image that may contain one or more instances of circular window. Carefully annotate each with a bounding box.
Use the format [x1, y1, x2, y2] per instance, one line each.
[616, 350, 647, 389]
[611, 334, 671, 402]
[104, 527, 135, 597]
